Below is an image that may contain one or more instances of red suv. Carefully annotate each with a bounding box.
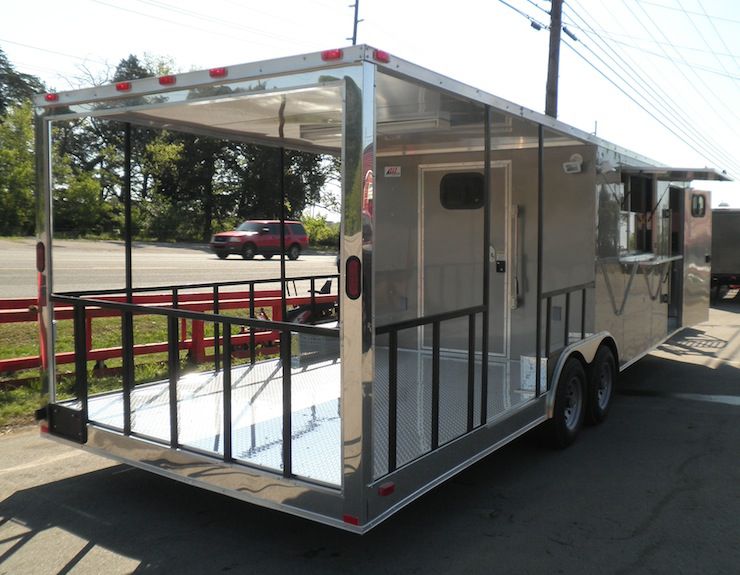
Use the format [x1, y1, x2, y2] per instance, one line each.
[210, 220, 309, 260]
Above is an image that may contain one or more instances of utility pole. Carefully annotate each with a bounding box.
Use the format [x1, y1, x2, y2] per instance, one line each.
[351, 1, 361, 45]
[545, 0, 563, 118]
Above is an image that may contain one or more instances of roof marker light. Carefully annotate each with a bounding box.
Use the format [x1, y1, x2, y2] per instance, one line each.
[209, 67, 228, 78]
[373, 49, 391, 63]
[321, 49, 343, 61]
[116, 82, 132, 92]
[44, 93, 59, 102]
[158, 75, 177, 86]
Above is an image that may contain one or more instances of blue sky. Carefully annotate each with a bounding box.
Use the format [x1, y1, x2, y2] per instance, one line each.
[3, 0, 738, 205]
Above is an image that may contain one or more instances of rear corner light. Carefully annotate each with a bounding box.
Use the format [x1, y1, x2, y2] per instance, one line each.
[346, 256, 362, 300]
[378, 482, 395, 497]
[373, 49, 391, 63]
[209, 67, 228, 78]
[321, 49, 343, 61]
[44, 93, 59, 102]
[342, 514, 360, 526]
[115, 81, 132, 92]
[36, 242, 45, 272]
[158, 74, 177, 86]
[40, 422, 49, 434]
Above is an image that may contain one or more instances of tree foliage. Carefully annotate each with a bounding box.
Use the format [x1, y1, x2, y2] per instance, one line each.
[0, 49, 339, 241]
[0, 101, 35, 235]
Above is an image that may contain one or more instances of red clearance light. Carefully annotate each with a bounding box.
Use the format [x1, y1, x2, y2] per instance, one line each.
[36, 242, 45, 273]
[373, 49, 391, 63]
[44, 93, 59, 102]
[321, 49, 343, 61]
[116, 81, 132, 92]
[378, 482, 395, 497]
[342, 514, 360, 526]
[158, 75, 177, 86]
[209, 67, 228, 78]
[346, 256, 362, 300]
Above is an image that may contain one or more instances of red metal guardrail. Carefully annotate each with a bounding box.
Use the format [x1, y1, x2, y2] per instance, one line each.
[0, 290, 337, 373]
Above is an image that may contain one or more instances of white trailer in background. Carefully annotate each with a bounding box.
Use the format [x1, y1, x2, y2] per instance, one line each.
[711, 208, 740, 296]
[34, 45, 730, 532]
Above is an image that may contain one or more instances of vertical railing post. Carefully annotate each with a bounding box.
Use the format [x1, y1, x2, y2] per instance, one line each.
[545, 297, 552, 359]
[280, 329, 292, 478]
[121, 309, 134, 435]
[481, 105, 492, 425]
[431, 321, 441, 450]
[168, 289, 179, 448]
[213, 285, 221, 373]
[388, 330, 398, 472]
[564, 292, 571, 348]
[249, 281, 256, 365]
[222, 325, 232, 462]
[73, 302, 89, 421]
[310, 278, 316, 319]
[467, 313, 476, 432]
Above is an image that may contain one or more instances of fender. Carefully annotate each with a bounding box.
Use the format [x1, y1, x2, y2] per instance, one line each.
[545, 331, 619, 418]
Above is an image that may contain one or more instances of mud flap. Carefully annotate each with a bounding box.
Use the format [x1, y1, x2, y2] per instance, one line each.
[44, 404, 88, 443]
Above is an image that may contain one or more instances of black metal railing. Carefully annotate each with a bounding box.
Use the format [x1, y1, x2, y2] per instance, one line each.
[541, 281, 594, 360]
[376, 305, 486, 473]
[52, 278, 339, 481]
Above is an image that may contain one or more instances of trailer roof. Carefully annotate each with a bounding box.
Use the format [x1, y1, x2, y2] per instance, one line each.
[34, 45, 732, 180]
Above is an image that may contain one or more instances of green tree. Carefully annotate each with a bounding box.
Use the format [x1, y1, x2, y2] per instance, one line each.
[0, 47, 44, 117]
[0, 101, 35, 235]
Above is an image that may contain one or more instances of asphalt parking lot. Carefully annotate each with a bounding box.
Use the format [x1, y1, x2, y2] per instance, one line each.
[1, 293, 738, 574]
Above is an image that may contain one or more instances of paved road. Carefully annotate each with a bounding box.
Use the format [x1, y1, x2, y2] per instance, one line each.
[1, 238, 337, 298]
[1, 298, 738, 574]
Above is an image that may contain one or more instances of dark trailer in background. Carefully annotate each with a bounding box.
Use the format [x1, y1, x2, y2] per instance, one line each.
[711, 208, 740, 295]
[33, 45, 731, 533]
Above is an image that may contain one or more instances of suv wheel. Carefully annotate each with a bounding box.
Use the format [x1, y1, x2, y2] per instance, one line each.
[241, 243, 256, 260]
[287, 244, 301, 261]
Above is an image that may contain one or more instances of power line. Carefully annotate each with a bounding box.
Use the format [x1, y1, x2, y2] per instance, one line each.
[634, 0, 740, 25]
[697, 0, 740, 70]
[567, 0, 740, 174]
[562, 38, 738, 178]
[604, 40, 740, 80]
[496, 0, 548, 30]
[88, 0, 309, 52]
[0, 37, 109, 67]
[675, 0, 739, 86]
[627, 0, 740, 124]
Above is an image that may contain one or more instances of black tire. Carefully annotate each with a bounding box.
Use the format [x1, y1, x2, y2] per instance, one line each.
[546, 357, 586, 448]
[216, 252, 228, 260]
[287, 244, 301, 261]
[241, 243, 256, 260]
[586, 346, 616, 425]
[263, 253, 274, 260]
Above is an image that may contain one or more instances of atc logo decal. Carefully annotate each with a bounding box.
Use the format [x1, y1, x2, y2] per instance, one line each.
[384, 166, 402, 177]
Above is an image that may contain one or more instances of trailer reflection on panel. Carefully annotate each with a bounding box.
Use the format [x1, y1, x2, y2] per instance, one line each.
[34, 46, 731, 533]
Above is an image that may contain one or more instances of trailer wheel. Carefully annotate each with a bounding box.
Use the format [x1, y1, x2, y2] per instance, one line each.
[217, 252, 228, 260]
[263, 253, 274, 260]
[586, 346, 616, 425]
[241, 243, 256, 260]
[547, 357, 586, 448]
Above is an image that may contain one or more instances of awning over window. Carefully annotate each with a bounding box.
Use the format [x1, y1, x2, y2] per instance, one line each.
[622, 166, 732, 182]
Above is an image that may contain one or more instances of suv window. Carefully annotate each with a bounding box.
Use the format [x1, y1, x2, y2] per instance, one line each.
[289, 223, 306, 236]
